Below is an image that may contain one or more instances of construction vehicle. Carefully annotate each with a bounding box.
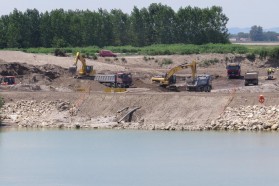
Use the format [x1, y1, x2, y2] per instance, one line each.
[186, 75, 212, 92]
[151, 61, 197, 90]
[94, 73, 132, 88]
[226, 62, 241, 78]
[266, 68, 276, 80]
[244, 71, 258, 86]
[69, 52, 132, 88]
[0, 76, 16, 85]
[69, 52, 96, 78]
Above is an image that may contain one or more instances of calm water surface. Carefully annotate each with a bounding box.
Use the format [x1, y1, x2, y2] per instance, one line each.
[1, 128, 279, 186]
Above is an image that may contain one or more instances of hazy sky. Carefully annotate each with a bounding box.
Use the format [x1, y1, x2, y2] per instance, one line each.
[0, 0, 278, 28]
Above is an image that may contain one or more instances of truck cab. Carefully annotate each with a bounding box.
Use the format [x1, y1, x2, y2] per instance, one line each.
[116, 72, 132, 88]
[226, 63, 241, 78]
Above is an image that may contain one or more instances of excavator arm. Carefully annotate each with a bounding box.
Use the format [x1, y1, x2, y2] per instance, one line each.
[69, 52, 95, 76]
[151, 61, 197, 86]
[165, 61, 196, 79]
[74, 52, 87, 75]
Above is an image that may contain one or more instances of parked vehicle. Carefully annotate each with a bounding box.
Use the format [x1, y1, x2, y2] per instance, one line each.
[99, 50, 117, 57]
[244, 71, 258, 86]
[0, 76, 16, 85]
[226, 62, 241, 78]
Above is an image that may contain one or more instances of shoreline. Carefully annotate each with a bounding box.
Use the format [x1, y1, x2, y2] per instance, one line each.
[1, 91, 279, 132]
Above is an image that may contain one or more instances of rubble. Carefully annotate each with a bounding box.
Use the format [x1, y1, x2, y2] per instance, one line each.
[208, 105, 279, 131]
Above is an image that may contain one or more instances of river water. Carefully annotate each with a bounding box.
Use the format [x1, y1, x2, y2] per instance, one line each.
[1, 128, 279, 186]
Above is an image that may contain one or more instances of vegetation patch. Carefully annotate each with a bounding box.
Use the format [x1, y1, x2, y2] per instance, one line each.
[246, 53, 256, 61]
[199, 58, 219, 67]
[121, 58, 127, 63]
[160, 58, 173, 66]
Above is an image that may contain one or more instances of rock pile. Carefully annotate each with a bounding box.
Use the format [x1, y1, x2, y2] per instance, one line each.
[0, 100, 117, 129]
[208, 105, 279, 131]
[2, 99, 279, 131]
[0, 100, 71, 128]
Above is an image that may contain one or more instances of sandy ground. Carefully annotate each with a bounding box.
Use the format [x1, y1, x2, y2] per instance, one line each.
[0, 50, 279, 130]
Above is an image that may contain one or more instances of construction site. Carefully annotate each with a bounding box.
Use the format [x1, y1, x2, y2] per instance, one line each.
[1, 50, 279, 131]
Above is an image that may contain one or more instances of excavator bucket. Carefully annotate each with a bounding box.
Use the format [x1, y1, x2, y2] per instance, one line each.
[68, 66, 77, 75]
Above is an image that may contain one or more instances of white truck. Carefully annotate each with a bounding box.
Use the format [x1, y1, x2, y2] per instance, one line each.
[186, 75, 213, 92]
[244, 71, 258, 86]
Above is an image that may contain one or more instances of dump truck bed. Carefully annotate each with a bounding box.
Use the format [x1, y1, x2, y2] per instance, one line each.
[244, 71, 258, 80]
[94, 74, 116, 83]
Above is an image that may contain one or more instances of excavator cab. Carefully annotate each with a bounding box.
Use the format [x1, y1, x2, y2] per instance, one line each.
[168, 75, 177, 84]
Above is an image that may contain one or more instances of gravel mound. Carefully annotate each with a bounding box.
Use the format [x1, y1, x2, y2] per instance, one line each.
[209, 105, 279, 131]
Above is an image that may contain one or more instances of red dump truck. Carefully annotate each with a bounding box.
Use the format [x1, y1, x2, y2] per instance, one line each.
[0, 76, 16, 85]
[226, 63, 241, 79]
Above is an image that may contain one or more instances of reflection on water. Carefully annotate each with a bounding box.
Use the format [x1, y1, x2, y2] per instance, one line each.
[1, 128, 279, 186]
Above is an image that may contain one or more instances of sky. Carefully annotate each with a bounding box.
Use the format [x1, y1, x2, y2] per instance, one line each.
[0, 0, 278, 28]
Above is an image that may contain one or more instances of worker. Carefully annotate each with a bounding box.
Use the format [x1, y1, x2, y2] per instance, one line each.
[267, 68, 274, 75]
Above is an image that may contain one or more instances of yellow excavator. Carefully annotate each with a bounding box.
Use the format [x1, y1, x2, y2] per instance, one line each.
[151, 61, 197, 89]
[69, 52, 96, 77]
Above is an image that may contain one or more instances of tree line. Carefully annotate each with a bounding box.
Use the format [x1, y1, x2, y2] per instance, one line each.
[0, 3, 229, 48]
[232, 25, 279, 42]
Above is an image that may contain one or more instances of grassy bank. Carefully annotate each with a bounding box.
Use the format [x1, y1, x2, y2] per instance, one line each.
[3, 44, 279, 60]
[3, 44, 247, 55]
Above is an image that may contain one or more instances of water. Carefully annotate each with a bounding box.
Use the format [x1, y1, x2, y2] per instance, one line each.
[1, 128, 279, 186]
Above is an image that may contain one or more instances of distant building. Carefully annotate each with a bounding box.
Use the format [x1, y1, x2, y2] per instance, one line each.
[229, 38, 237, 42]
[239, 38, 250, 42]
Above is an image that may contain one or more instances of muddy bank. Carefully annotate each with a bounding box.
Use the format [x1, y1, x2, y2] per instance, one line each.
[1, 91, 279, 131]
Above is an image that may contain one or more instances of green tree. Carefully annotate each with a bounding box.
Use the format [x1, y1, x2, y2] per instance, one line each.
[98, 9, 113, 47]
[250, 25, 264, 41]
[130, 6, 147, 46]
[0, 4, 230, 48]
[148, 3, 176, 44]
[264, 31, 278, 41]
[6, 9, 25, 48]
[24, 9, 41, 47]
[110, 9, 130, 46]
[0, 15, 9, 48]
[80, 10, 100, 46]
[237, 32, 249, 40]
[203, 6, 229, 43]
[50, 9, 69, 47]
[40, 11, 53, 47]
